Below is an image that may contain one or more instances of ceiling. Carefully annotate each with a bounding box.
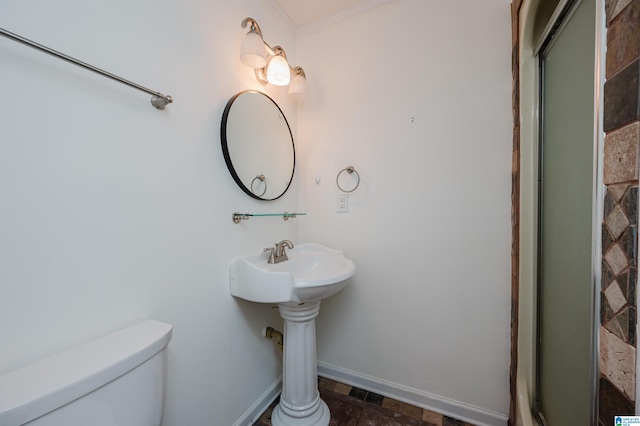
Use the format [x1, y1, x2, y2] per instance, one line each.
[273, 0, 395, 28]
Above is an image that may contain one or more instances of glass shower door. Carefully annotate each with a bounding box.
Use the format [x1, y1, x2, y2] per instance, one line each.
[536, 0, 598, 423]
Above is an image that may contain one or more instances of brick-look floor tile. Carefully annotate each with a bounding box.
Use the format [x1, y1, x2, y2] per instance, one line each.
[443, 416, 466, 426]
[382, 397, 404, 412]
[349, 387, 368, 400]
[357, 409, 406, 426]
[398, 401, 423, 419]
[319, 377, 338, 390]
[334, 382, 352, 395]
[422, 409, 443, 425]
[326, 398, 361, 426]
[364, 391, 385, 406]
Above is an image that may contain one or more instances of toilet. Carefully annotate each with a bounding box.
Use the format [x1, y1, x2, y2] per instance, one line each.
[0, 319, 173, 426]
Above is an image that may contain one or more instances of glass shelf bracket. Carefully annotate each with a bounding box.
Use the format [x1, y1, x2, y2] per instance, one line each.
[232, 212, 306, 224]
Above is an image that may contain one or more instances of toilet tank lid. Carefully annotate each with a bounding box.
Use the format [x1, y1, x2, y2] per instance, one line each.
[0, 319, 173, 426]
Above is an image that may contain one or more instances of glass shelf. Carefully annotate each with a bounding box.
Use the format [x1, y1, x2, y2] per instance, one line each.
[232, 212, 306, 224]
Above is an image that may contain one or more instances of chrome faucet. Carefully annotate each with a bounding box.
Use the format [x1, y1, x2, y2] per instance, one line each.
[264, 240, 294, 264]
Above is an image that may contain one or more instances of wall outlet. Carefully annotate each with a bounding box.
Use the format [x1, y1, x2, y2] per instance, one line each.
[337, 194, 349, 213]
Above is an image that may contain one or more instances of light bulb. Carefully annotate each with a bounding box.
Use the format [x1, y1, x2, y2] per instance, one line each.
[266, 54, 291, 86]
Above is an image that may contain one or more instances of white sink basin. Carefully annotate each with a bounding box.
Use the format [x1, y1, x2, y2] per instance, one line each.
[229, 243, 356, 303]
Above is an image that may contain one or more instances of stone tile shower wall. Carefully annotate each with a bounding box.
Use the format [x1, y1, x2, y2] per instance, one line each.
[600, 0, 640, 423]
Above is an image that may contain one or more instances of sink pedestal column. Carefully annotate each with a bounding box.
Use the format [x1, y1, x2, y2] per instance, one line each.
[272, 301, 330, 426]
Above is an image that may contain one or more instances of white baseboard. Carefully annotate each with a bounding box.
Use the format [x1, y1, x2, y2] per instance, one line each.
[317, 362, 508, 426]
[232, 376, 282, 426]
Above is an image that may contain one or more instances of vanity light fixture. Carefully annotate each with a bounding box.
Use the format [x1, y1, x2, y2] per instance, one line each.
[240, 17, 307, 99]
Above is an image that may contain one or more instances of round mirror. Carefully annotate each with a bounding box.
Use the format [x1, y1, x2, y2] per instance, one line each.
[221, 91, 295, 200]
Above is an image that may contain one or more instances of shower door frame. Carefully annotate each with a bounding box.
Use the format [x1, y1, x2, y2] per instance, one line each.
[532, 0, 605, 423]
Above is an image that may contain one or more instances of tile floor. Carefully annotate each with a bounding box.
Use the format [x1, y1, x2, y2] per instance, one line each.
[253, 377, 476, 426]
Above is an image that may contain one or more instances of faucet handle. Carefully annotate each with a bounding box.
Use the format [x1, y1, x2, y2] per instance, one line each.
[263, 247, 276, 264]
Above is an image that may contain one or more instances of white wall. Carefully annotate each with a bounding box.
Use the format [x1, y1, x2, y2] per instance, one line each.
[0, 1, 299, 424]
[297, 0, 513, 419]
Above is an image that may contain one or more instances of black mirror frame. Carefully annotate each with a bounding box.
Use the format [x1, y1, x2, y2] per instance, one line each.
[220, 90, 296, 201]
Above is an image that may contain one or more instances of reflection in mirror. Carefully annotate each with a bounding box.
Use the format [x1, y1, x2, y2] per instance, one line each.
[221, 91, 295, 200]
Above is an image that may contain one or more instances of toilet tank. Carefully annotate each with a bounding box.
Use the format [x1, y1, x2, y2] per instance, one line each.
[0, 320, 173, 426]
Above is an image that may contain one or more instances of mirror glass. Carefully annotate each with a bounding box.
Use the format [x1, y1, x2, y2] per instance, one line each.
[221, 91, 295, 200]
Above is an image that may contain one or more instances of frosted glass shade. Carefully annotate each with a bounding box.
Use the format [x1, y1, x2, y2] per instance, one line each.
[288, 73, 307, 99]
[266, 54, 291, 86]
[240, 32, 267, 68]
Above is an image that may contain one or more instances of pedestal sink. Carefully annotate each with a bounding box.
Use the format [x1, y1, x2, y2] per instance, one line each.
[230, 243, 356, 426]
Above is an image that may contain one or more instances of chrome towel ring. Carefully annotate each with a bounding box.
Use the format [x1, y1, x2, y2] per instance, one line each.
[336, 166, 360, 193]
[251, 174, 267, 197]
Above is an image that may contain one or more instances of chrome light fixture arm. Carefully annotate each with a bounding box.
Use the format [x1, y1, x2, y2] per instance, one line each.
[292, 66, 306, 79]
[241, 17, 264, 39]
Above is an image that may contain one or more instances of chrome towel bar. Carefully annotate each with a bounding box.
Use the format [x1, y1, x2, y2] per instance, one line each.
[0, 27, 173, 110]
